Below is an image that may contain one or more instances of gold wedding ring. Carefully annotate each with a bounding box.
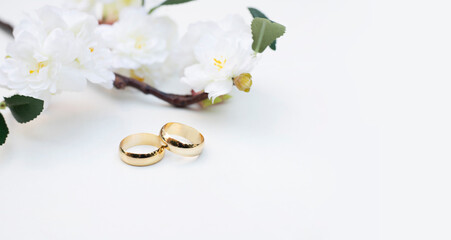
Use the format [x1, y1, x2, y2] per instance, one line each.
[160, 122, 205, 157]
[119, 133, 167, 166]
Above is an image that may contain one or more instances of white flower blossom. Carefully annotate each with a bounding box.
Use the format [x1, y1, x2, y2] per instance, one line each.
[100, 7, 177, 86]
[0, 6, 115, 104]
[0, 68, 6, 86]
[67, 0, 101, 16]
[68, 0, 142, 22]
[180, 15, 258, 100]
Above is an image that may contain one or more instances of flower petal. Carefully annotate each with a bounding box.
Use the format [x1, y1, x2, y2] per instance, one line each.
[182, 64, 211, 92]
[204, 80, 233, 101]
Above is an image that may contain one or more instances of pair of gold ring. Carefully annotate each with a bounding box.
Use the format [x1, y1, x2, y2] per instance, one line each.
[119, 122, 205, 166]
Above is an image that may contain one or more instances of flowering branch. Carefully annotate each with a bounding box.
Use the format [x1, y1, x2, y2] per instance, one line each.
[0, 18, 208, 108]
[0, 4, 286, 109]
[114, 73, 208, 108]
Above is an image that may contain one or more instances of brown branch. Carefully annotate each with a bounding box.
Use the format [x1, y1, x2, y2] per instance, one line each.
[0, 19, 13, 37]
[114, 73, 208, 108]
[0, 19, 209, 108]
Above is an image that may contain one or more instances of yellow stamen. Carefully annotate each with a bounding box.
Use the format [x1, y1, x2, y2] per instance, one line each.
[37, 62, 46, 69]
[29, 61, 48, 75]
[89, 47, 94, 52]
[134, 37, 145, 49]
[130, 70, 145, 82]
[122, 0, 134, 5]
[213, 57, 227, 71]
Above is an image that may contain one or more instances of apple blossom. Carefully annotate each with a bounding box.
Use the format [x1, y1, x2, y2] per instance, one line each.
[0, 6, 115, 104]
[180, 15, 258, 100]
[100, 7, 177, 86]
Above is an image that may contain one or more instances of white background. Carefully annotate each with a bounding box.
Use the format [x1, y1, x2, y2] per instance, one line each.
[0, 0, 450, 239]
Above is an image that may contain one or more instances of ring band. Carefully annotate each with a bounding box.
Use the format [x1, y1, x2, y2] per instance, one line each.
[119, 133, 167, 166]
[160, 122, 205, 157]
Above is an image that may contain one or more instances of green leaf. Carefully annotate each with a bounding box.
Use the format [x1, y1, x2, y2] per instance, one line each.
[251, 18, 286, 53]
[248, 7, 269, 19]
[149, 0, 195, 14]
[0, 113, 8, 146]
[248, 7, 277, 51]
[270, 40, 277, 51]
[159, 0, 196, 5]
[200, 95, 232, 108]
[4, 95, 44, 124]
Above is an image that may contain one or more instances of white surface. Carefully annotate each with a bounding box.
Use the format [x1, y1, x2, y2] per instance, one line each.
[1, 0, 450, 239]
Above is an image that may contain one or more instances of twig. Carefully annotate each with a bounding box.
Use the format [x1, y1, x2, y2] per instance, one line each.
[114, 74, 208, 108]
[0, 18, 209, 108]
[0, 19, 13, 36]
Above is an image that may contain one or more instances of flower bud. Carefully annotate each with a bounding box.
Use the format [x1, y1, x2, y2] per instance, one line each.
[234, 73, 252, 93]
